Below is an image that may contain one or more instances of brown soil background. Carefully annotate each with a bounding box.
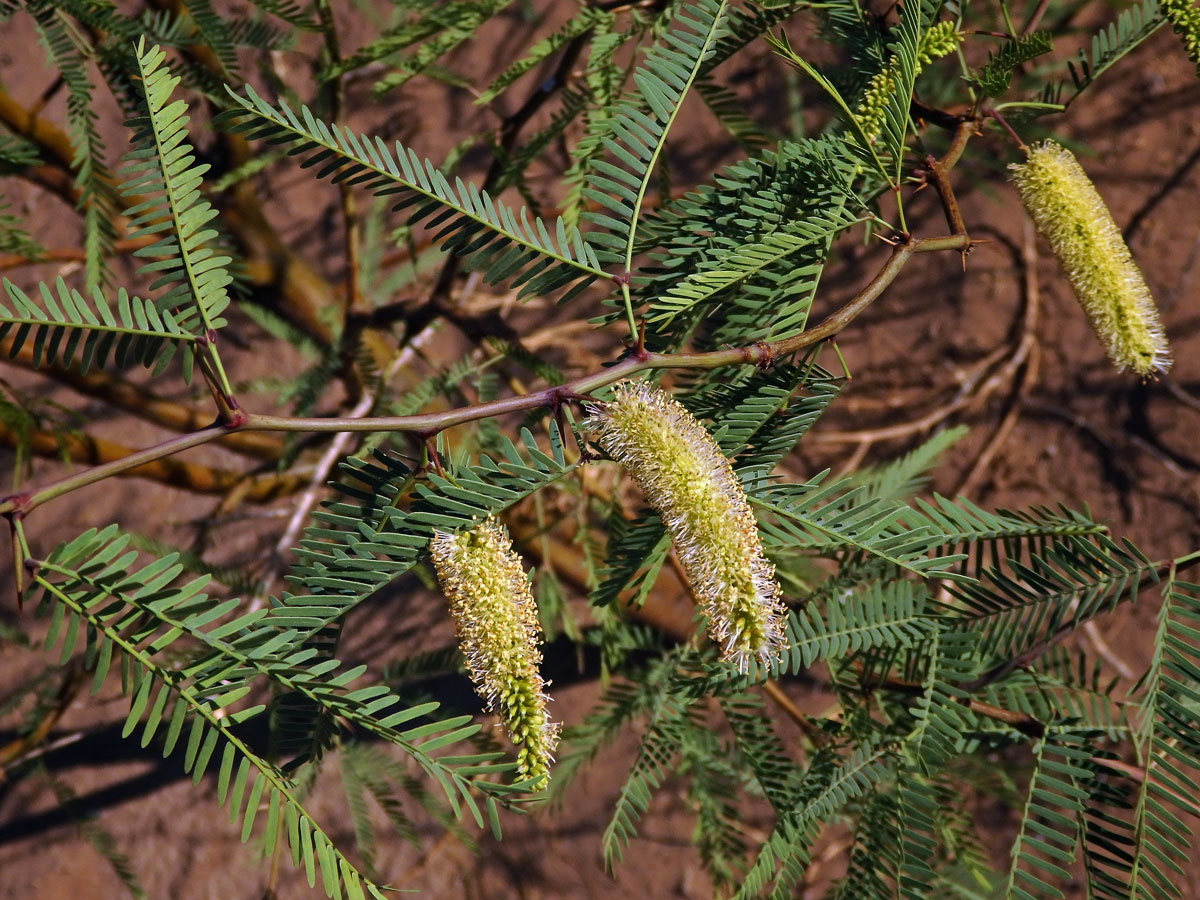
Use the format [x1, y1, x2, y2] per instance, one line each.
[1, 1, 1200, 898]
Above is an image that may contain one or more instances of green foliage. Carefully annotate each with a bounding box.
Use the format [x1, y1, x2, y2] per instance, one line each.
[117, 40, 236, 390]
[695, 78, 772, 150]
[477, 7, 609, 105]
[123, 42, 232, 334]
[30, 526, 384, 898]
[0, 195, 43, 260]
[219, 85, 603, 303]
[0, 276, 197, 374]
[323, 0, 513, 94]
[293, 422, 576, 625]
[1126, 577, 1200, 898]
[1005, 729, 1098, 900]
[735, 743, 894, 899]
[602, 690, 700, 867]
[28, 523, 525, 894]
[582, 0, 730, 273]
[0, 134, 42, 171]
[846, 425, 967, 502]
[2, 2, 1199, 898]
[781, 580, 935, 670]
[948, 532, 1155, 661]
[644, 200, 863, 327]
[753, 476, 967, 580]
[637, 142, 859, 349]
[968, 32, 1055, 97]
[26, 0, 120, 289]
[1066, 0, 1165, 100]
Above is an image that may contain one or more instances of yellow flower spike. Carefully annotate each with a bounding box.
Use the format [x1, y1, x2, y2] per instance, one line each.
[1009, 140, 1170, 377]
[429, 519, 559, 784]
[586, 381, 786, 671]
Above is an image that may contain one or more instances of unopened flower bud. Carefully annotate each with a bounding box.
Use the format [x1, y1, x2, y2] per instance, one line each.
[856, 22, 961, 143]
[430, 519, 558, 784]
[586, 381, 786, 671]
[1009, 140, 1169, 376]
[1161, 0, 1200, 78]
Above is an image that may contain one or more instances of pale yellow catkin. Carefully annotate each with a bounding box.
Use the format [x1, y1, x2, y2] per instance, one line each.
[429, 519, 558, 784]
[586, 381, 786, 671]
[1009, 140, 1170, 377]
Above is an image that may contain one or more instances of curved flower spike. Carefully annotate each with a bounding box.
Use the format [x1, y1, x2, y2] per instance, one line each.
[1009, 140, 1170, 376]
[586, 381, 786, 671]
[430, 519, 558, 784]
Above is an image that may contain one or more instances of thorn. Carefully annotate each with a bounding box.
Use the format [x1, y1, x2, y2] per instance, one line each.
[632, 318, 648, 361]
[547, 388, 598, 462]
[9, 516, 23, 602]
[550, 394, 569, 455]
[426, 436, 445, 476]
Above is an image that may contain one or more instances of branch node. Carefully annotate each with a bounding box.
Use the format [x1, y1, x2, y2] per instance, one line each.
[547, 386, 594, 411]
[742, 341, 776, 369]
[2, 497, 30, 519]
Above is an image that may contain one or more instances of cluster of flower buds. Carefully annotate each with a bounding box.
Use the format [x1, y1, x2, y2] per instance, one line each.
[586, 381, 787, 671]
[429, 519, 559, 784]
[856, 22, 963, 143]
[1161, 0, 1200, 78]
[1009, 140, 1170, 377]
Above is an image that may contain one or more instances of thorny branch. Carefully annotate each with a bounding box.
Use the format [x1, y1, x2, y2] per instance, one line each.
[0, 79, 981, 573]
[0, 233, 971, 520]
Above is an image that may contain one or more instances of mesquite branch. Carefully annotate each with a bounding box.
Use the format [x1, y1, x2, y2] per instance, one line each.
[0, 81, 979, 527]
[0, 232, 970, 520]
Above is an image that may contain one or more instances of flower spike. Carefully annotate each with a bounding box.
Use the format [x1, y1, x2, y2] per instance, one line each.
[586, 381, 786, 671]
[430, 519, 558, 784]
[1009, 140, 1170, 376]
